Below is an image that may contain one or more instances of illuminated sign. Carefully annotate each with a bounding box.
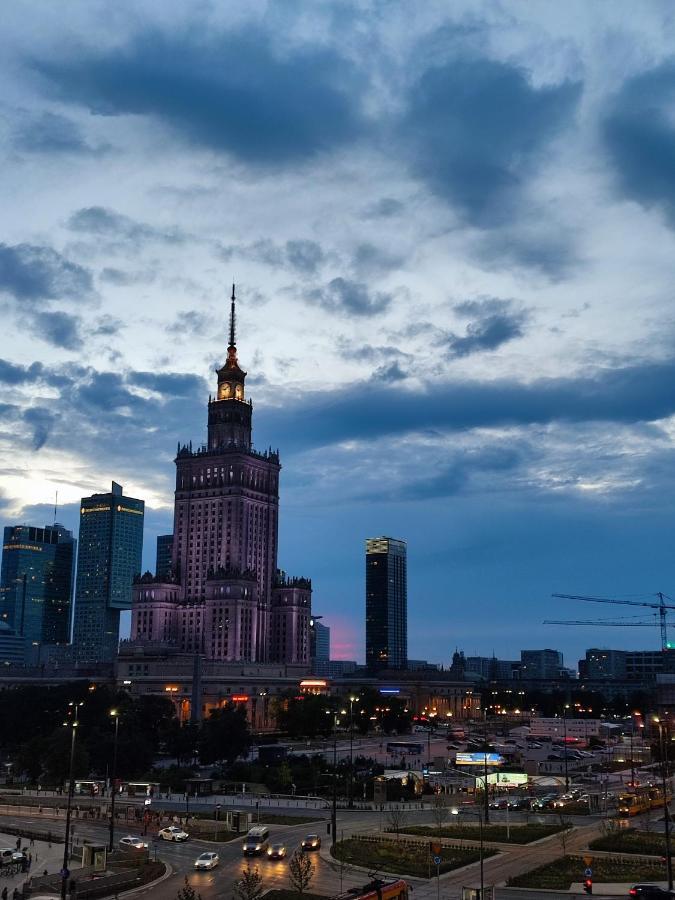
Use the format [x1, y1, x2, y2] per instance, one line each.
[117, 505, 143, 515]
[300, 680, 327, 688]
[486, 772, 527, 786]
[232, 695, 249, 702]
[379, 688, 400, 694]
[455, 753, 504, 766]
[81, 506, 111, 514]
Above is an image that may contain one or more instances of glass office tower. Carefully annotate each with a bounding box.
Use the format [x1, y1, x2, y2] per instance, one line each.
[72, 482, 144, 662]
[365, 536, 407, 672]
[0, 523, 76, 648]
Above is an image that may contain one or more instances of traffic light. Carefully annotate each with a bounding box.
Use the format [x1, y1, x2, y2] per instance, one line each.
[583, 878, 593, 894]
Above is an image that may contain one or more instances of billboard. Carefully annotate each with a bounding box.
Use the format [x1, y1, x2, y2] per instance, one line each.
[486, 772, 527, 786]
[456, 752, 504, 766]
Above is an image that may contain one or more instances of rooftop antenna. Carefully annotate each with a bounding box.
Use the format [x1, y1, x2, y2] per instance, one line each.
[53, 490, 58, 525]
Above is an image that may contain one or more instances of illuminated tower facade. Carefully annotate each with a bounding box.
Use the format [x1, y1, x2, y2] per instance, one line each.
[365, 536, 407, 672]
[131, 287, 310, 664]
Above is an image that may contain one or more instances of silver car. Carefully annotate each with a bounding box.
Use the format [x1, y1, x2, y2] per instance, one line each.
[194, 852, 219, 870]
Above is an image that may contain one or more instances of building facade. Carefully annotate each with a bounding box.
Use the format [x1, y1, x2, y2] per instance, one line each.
[0, 523, 75, 650]
[130, 289, 311, 665]
[520, 649, 564, 680]
[309, 616, 330, 664]
[155, 534, 173, 580]
[365, 536, 407, 673]
[72, 483, 144, 662]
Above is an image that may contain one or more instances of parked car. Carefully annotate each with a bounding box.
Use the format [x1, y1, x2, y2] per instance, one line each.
[194, 852, 219, 870]
[267, 843, 287, 860]
[0, 849, 15, 865]
[301, 834, 321, 851]
[629, 885, 675, 898]
[119, 836, 148, 851]
[159, 826, 189, 842]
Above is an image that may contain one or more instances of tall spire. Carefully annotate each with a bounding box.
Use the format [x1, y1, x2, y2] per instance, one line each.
[229, 283, 236, 349]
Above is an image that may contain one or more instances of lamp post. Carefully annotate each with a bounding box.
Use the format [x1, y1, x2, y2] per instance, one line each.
[348, 696, 358, 810]
[483, 710, 490, 825]
[325, 706, 346, 850]
[62, 702, 83, 900]
[654, 716, 673, 891]
[563, 704, 570, 791]
[108, 709, 120, 852]
[452, 806, 484, 898]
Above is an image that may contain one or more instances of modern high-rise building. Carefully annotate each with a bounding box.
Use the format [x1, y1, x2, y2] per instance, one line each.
[520, 649, 564, 680]
[365, 536, 407, 672]
[309, 616, 330, 663]
[72, 482, 144, 662]
[130, 288, 311, 664]
[0, 523, 76, 650]
[155, 534, 173, 580]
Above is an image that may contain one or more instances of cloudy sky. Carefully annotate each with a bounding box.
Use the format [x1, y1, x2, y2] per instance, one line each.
[3, 0, 675, 666]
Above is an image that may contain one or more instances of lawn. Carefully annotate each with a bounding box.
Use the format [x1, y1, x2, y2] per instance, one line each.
[507, 855, 667, 889]
[333, 837, 496, 879]
[398, 823, 569, 844]
[589, 828, 668, 855]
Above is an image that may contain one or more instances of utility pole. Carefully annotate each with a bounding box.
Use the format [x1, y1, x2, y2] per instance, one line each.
[483, 710, 490, 825]
[656, 716, 673, 891]
[62, 702, 83, 900]
[563, 705, 570, 791]
[108, 710, 120, 852]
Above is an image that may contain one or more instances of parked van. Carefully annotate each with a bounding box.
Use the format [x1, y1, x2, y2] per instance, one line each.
[243, 826, 270, 856]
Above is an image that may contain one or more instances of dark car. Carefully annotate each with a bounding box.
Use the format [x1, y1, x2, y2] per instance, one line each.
[629, 885, 675, 898]
[301, 834, 321, 851]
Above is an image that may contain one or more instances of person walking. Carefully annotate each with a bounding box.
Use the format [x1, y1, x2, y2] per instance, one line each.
[3, 884, 9, 900]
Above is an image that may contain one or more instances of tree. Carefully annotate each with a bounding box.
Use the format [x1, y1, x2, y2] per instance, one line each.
[177, 877, 202, 900]
[387, 806, 407, 839]
[288, 850, 314, 896]
[233, 865, 263, 900]
[431, 794, 449, 835]
[278, 760, 293, 791]
[199, 706, 250, 766]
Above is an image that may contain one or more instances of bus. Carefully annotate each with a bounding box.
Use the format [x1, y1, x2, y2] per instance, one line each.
[72, 780, 105, 796]
[334, 878, 410, 900]
[123, 782, 160, 797]
[617, 785, 671, 816]
[386, 742, 423, 755]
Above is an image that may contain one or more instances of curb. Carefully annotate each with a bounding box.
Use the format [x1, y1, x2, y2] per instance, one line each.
[117, 861, 173, 898]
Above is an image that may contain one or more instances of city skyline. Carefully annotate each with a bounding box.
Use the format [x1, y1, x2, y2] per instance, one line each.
[4, 3, 675, 662]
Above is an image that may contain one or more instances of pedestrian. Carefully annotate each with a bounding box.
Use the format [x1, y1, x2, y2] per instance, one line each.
[29, 837, 34, 847]
[12, 887, 19, 900]
[15, 837, 20, 850]
[2, 884, 9, 900]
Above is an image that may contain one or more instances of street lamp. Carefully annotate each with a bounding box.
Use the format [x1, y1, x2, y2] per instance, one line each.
[348, 696, 358, 810]
[654, 716, 673, 891]
[563, 704, 570, 791]
[452, 806, 484, 898]
[62, 702, 83, 900]
[108, 709, 120, 852]
[482, 710, 490, 825]
[325, 707, 347, 850]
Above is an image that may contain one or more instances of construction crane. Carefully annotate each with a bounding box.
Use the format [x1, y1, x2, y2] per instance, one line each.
[550, 592, 675, 650]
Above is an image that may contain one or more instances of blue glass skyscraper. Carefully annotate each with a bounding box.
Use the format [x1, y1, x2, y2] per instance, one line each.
[72, 482, 144, 662]
[0, 523, 76, 649]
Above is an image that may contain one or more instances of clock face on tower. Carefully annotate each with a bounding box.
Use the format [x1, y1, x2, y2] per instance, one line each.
[219, 383, 232, 400]
[235, 384, 243, 400]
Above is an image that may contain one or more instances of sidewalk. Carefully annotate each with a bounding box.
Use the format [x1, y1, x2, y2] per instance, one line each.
[0, 831, 64, 896]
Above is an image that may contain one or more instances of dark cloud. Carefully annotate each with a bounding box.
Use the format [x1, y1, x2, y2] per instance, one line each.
[256, 358, 675, 453]
[402, 58, 580, 226]
[362, 197, 404, 219]
[12, 111, 104, 155]
[0, 360, 44, 385]
[446, 298, 528, 357]
[473, 225, 578, 280]
[603, 63, 675, 227]
[306, 277, 392, 317]
[372, 361, 407, 383]
[33, 310, 83, 350]
[99, 267, 156, 286]
[92, 315, 123, 336]
[352, 242, 403, 275]
[397, 445, 523, 500]
[0, 243, 94, 302]
[22, 407, 56, 450]
[285, 240, 324, 274]
[128, 371, 206, 398]
[69, 207, 183, 244]
[34, 29, 364, 165]
[336, 339, 413, 365]
[166, 310, 210, 336]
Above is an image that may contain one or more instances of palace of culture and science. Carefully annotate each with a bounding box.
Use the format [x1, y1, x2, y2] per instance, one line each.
[130, 288, 311, 665]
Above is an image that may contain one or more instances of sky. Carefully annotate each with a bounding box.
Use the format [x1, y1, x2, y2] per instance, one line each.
[3, 1, 675, 666]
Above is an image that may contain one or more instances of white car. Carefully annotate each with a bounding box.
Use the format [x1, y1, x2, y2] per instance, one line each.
[159, 826, 189, 842]
[119, 836, 148, 851]
[194, 852, 219, 870]
[0, 849, 16, 865]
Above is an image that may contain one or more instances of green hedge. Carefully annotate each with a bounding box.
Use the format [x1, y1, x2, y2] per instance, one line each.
[333, 838, 497, 879]
[507, 855, 666, 889]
